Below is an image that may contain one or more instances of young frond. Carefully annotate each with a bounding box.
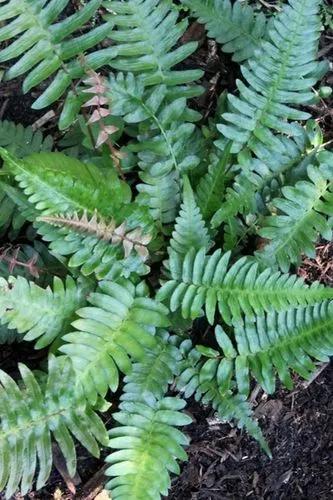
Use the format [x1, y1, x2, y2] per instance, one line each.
[258, 161, 333, 271]
[216, 301, 333, 395]
[170, 176, 210, 256]
[0, 356, 108, 499]
[217, 0, 328, 154]
[182, 0, 267, 62]
[0, 0, 113, 109]
[195, 144, 231, 221]
[60, 279, 170, 404]
[0, 275, 89, 349]
[157, 248, 333, 325]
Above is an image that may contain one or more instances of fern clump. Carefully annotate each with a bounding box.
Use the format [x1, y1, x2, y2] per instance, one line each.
[0, 0, 332, 498]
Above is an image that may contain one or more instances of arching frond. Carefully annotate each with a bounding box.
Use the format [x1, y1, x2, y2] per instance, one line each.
[0, 356, 108, 499]
[158, 248, 333, 325]
[215, 301, 333, 395]
[60, 279, 170, 404]
[0, 0, 114, 109]
[217, 0, 327, 154]
[0, 275, 89, 349]
[170, 176, 210, 256]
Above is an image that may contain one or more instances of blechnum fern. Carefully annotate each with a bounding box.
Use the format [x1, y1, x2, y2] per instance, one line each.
[0, 0, 332, 499]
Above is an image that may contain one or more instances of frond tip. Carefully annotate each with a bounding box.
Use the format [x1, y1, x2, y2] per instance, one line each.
[39, 211, 152, 261]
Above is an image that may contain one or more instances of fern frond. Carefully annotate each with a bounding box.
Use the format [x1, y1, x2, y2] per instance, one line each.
[108, 72, 202, 223]
[106, 394, 191, 500]
[257, 161, 333, 271]
[105, 330, 188, 499]
[121, 331, 182, 401]
[177, 341, 269, 454]
[211, 135, 309, 228]
[40, 211, 152, 261]
[157, 248, 333, 325]
[60, 279, 170, 404]
[195, 144, 231, 221]
[0, 120, 53, 157]
[0, 275, 89, 349]
[0, 0, 114, 109]
[217, 0, 328, 154]
[182, 0, 267, 62]
[0, 356, 108, 499]
[216, 301, 333, 395]
[105, 0, 203, 89]
[1, 149, 153, 278]
[170, 176, 210, 256]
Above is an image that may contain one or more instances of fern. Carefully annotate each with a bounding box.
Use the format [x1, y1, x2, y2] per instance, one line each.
[195, 144, 231, 221]
[0, 0, 113, 109]
[105, 0, 203, 89]
[177, 340, 269, 454]
[0, 120, 53, 157]
[0, 120, 53, 235]
[108, 72, 202, 223]
[0, 0, 332, 497]
[60, 279, 169, 404]
[182, 0, 267, 62]
[158, 248, 333, 325]
[1, 149, 153, 278]
[215, 300, 333, 395]
[211, 134, 311, 228]
[217, 0, 328, 154]
[0, 275, 89, 349]
[169, 176, 210, 255]
[0, 356, 108, 498]
[257, 161, 333, 271]
[106, 395, 191, 500]
[105, 333, 190, 500]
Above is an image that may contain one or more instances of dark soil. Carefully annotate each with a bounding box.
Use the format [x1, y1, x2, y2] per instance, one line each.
[170, 366, 333, 500]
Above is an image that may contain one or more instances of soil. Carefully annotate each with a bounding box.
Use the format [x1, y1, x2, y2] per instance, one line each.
[0, 2, 333, 499]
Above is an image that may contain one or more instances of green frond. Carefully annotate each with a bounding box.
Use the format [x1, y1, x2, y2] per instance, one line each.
[105, 0, 203, 88]
[108, 72, 202, 223]
[106, 394, 191, 500]
[170, 176, 210, 255]
[0, 355, 108, 499]
[217, 0, 328, 154]
[217, 301, 333, 395]
[182, 0, 267, 62]
[177, 340, 269, 454]
[0, 120, 53, 234]
[0, 120, 53, 157]
[1, 149, 153, 278]
[60, 279, 170, 404]
[0, 275, 89, 349]
[157, 248, 333, 325]
[195, 144, 231, 221]
[121, 331, 182, 401]
[0, 0, 114, 109]
[211, 135, 309, 228]
[258, 161, 333, 271]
